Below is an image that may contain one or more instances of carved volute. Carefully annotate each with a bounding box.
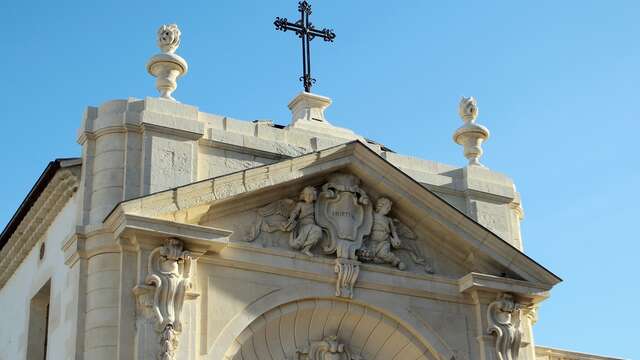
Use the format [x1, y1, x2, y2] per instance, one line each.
[134, 238, 194, 360]
[487, 293, 523, 360]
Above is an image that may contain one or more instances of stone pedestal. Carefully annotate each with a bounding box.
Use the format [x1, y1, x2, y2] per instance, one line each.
[287, 92, 360, 140]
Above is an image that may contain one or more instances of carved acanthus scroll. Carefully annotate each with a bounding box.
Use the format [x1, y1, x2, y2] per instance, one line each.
[295, 336, 363, 360]
[487, 293, 523, 360]
[140, 238, 193, 360]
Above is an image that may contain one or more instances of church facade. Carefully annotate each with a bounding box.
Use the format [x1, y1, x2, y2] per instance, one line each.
[0, 24, 619, 360]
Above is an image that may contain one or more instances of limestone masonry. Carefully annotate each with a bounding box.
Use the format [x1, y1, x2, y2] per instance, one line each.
[0, 23, 620, 360]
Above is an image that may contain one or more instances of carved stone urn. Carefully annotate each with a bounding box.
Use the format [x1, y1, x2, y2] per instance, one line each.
[147, 24, 188, 102]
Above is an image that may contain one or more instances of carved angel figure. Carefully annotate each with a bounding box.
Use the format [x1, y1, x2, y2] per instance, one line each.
[487, 293, 523, 360]
[359, 197, 406, 270]
[283, 186, 322, 256]
[392, 219, 434, 273]
[157, 24, 181, 53]
[247, 198, 295, 245]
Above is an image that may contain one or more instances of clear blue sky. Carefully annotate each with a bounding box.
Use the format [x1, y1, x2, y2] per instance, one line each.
[1, 1, 637, 358]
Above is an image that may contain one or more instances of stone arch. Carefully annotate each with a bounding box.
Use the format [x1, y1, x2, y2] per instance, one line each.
[209, 285, 454, 360]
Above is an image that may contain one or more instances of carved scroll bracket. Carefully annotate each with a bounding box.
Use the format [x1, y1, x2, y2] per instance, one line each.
[133, 238, 199, 360]
[334, 258, 360, 299]
[487, 293, 523, 360]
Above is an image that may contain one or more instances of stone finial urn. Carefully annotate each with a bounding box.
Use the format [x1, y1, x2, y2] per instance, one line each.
[453, 96, 490, 167]
[147, 24, 188, 102]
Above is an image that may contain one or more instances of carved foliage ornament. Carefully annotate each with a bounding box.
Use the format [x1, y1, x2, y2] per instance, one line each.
[157, 24, 181, 53]
[247, 173, 433, 298]
[487, 293, 523, 360]
[459, 96, 478, 122]
[295, 336, 363, 360]
[144, 238, 193, 360]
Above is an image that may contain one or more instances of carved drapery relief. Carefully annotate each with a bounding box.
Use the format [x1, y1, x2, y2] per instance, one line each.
[295, 336, 363, 360]
[284, 186, 323, 256]
[487, 293, 523, 360]
[135, 238, 194, 360]
[246, 173, 434, 298]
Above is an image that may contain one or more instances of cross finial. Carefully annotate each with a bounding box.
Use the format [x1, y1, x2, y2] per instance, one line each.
[274, 1, 336, 92]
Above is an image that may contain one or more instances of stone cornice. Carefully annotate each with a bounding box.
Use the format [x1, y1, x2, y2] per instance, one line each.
[458, 272, 551, 303]
[198, 242, 471, 304]
[104, 210, 231, 254]
[535, 346, 623, 360]
[0, 166, 80, 289]
[112, 141, 560, 287]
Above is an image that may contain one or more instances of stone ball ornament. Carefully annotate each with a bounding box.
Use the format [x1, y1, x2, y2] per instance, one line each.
[147, 23, 188, 102]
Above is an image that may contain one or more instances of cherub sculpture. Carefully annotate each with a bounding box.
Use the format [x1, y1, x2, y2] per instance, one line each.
[360, 197, 406, 270]
[282, 186, 322, 256]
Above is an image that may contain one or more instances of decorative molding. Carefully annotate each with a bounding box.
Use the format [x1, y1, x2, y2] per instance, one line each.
[458, 272, 551, 304]
[134, 238, 196, 360]
[487, 293, 523, 360]
[535, 346, 623, 360]
[119, 141, 560, 286]
[295, 335, 363, 360]
[334, 258, 359, 298]
[0, 167, 79, 289]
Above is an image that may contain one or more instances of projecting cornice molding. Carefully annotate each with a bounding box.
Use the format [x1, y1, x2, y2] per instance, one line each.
[0, 163, 80, 289]
[112, 141, 560, 287]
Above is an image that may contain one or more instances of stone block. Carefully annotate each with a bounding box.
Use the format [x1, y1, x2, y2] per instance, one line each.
[95, 133, 125, 153]
[209, 128, 244, 147]
[142, 96, 198, 120]
[141, 112, 204, 136]
[224, 117, 255, 136]
[255, 123, 286, 142]
[199, 112, 225, 130]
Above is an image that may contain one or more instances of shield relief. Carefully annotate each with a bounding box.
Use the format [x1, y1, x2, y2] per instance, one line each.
[315, 173, 372, 259]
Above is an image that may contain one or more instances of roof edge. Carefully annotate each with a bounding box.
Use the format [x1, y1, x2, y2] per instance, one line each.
[0, 157, 81, 252]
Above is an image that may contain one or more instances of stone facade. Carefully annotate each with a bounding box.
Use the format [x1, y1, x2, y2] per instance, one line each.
[0, 26, 619, 360]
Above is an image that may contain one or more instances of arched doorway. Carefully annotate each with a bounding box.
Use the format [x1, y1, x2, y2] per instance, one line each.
[223, 298, 438, 360]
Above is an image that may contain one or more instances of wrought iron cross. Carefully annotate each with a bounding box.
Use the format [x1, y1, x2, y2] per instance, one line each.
[274, 1, 336, 93]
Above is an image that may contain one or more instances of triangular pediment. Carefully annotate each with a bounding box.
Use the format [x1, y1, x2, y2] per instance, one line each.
[111, 141, 560, 288]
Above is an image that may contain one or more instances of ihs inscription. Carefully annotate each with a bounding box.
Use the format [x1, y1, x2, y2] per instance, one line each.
[331, 211, 354, 219]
